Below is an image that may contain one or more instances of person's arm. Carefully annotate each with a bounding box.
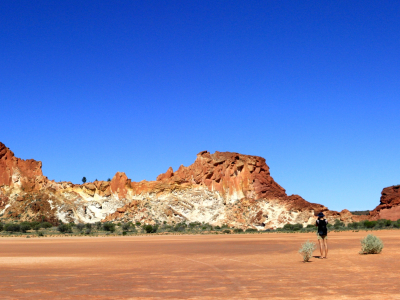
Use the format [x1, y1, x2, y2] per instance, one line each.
[315, 219, 319, 227]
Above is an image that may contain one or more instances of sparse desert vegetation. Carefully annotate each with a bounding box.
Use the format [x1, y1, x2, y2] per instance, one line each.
[298, 240, 317, 262]
[360, 234, 384, 254]
[0, 218, 399, 237]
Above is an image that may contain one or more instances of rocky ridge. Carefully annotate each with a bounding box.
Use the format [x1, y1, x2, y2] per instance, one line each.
[370, 185, 400, 221]
[0, 142, 364, 229]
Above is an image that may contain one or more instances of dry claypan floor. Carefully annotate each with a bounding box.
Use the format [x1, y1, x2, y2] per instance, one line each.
[0, 231, 399, 300]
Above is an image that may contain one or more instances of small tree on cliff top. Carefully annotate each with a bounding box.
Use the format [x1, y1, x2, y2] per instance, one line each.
[82, 177, 87, 184]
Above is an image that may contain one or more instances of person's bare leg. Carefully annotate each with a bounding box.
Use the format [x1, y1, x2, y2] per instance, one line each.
[324, 239, 328, 258]
[318, 239, 323, 258]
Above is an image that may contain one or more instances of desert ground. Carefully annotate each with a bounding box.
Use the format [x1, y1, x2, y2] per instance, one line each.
[0, 231, 399, 299]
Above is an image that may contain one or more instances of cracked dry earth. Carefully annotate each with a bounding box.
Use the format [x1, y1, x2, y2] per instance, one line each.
[0, 231, 399, 299]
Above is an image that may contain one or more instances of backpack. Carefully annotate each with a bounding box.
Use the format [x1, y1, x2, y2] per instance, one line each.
[317, 219, 327, 236]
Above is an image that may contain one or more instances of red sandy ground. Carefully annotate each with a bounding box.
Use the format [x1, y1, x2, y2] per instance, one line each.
[0, 231, 399, 299]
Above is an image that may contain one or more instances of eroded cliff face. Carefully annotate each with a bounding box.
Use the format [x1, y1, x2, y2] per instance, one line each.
[0, 142, 360, 228]
[370, 185, 400, 221]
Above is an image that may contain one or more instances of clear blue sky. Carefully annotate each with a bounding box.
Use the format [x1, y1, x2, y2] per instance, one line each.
[1, 1, 399, 211]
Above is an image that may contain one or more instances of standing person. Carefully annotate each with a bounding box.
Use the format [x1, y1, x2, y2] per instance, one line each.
[315, 212, 328, 259]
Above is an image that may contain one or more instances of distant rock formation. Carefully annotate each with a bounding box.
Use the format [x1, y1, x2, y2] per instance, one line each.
[370, 185, 400, 221]
[0, 142, 362, 228]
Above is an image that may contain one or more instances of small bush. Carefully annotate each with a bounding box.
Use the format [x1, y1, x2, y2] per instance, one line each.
[33, 224, 41, 231]
[38, 231, 44, 237]
[95, 222, 102, 229]
[20, 224, 31, 233]
[0, 223, 3, 231]
[245, 228, 258, 233]
[103, 222, 116, 232]
[377, 219, 391, 228]
[85, 229, 91, 235]
[214, 225, 221, 230]
[223, 229, 231, 234]
[135, 221, 141, 226]
[85, 223, 92, 229]
[189, 222, 201, 229]
[58, 224, 72, 233]
[299, 240, 317, 262]
[306, 224, 315, 228]
[122, 231, 127, 236]
[76, 224, 85, 231]
[233, 228, 244, 233]
[144, 224, 157, 233]
[5, 223, 20, 232]
[347, 222, 359, 229]
[173, 223, 187, 232]
[283, 223, 303, 231]
[41, 222, 53, 229]
[360, 234, 384, 254]
[122, 223, 131, 231]
[334, 220, 344, 229]
[363, 220, 377, 229]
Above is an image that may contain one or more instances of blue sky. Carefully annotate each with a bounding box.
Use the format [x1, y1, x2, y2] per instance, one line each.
[1, 1, 399, 211]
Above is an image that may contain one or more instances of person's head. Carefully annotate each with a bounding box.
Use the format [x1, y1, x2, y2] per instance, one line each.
[317, 212, 325, 219]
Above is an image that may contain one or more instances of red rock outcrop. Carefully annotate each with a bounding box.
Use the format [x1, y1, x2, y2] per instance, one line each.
[0, 142, 364, 227]
[0, 142, 43, 190]
[370, 185, 400, 221]
[156, 151, 288, 200]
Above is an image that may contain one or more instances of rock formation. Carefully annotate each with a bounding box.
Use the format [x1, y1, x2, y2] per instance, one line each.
[0, 142, 362, 228]
[369, 185, 400, 221]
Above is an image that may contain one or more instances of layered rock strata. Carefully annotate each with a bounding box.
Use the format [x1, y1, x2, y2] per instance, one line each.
[0, 142, 361, 228]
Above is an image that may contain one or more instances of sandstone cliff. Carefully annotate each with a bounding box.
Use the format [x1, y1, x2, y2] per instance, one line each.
[369, 185, 400, 221]
[0, 142, 360, 228]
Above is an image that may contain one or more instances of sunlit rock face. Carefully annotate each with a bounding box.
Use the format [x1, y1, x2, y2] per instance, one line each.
[370, 185, 400, 221]
[0, 142, 362, 229]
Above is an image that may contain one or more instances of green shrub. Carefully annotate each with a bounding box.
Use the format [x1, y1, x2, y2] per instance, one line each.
[122, 223, 131, 231]
[103, 222, 116, 232]
[122, 231, 127, 236]
[95, 222, 102, 229]
[144, 224, 157, 233]
[347, 222, 359, 229]
[298, 240, 317, 262]
[38, 231, 44, 237]
[377, 219, 391, 228]
[245, 228, 258, 233]
[33, 224, 41, 231]
[85, 228, 91, 235]
[233, 228, 243, 233]
[363, 220, 377, 229]
[5, 223, 20, 232]
[334, 220, 344, 229]
[189, 222, 201, 228]
[41, 222, 53, 229]
[223, 229, 231, 234]
[0, 223, 3, 231]
[214, 225, 221, 230]
[20, 224, 31, 233]
[173, 223, 187, 232]
[76, 224, 85, 231]
[306, 224, 315, 228]
[85, 223, 92, 229]
[360, 234, 384, 254]
[283, 223, 303, 231]
[57, 224, 72, 233]
[135, 221, 141, 226]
